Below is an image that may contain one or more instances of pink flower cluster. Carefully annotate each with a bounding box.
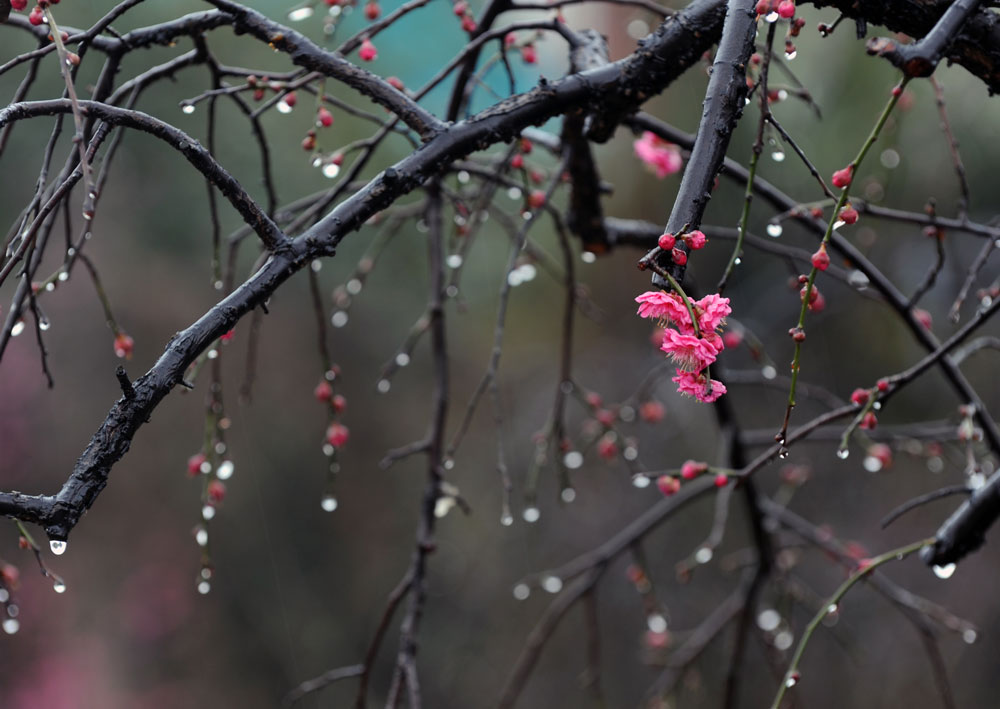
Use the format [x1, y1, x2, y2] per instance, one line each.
[633, 132, 682, 179]
[636, 291, 732, 403]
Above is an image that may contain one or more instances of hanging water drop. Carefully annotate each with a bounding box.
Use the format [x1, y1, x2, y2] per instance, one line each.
[694, 546, 713, 564]
[321, 494, 338, 512]
[376, 379, 391, 393]
[196, 528, 209, 546]
[757, 609, 780, 632]
[766, 223, 783, 238]
[39, 317, 50, 331]
[785, 672, 799, 688]
[58, 271, 69, 282]
[182, 103, 196, 115]
[395, 353, 410, 367]
[2, 618, 19, 634]
[647, 613, 668, 633]
[522, 506, 540, 523]
[632, 475, 651, 488]
[765, 11, 779, 22]
[331, 311, 348, 328]
[778, 446, 790, 459]
[500, 512, 514, 527]
[202, 505, 216, 520]
[322, 162, 340, 179]
[288, 6, 314, 21]
[541, 575, 563, 593]
[836, 448, 849, 460]
[827, 603, 838, 615]
[963, 628, 978, 644]
[49, 540, 67, 555]
[761, 365, 777, 380]
[785, 50, 797, 60]
[446, 254, 463, 269]
[560, 488, 576, 503]
[53, 580, 66, 594]
[513, 583, 530, 600]
[197, 580, 211, 595]
[563, 451, 583, 469]
[346, 278, 363, 295]
[581, 251, 596, 264]
[932, 563, 956, 579]
[10, 320, 25, 337]
[771, 150, 785, 162]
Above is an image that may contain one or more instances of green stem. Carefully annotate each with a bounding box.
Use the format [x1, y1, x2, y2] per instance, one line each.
[658, 269, 701, 339]
[781, 78, 909, 439]
[770, 536, 935, 709]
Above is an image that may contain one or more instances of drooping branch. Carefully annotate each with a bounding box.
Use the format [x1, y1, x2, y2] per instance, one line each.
[639, 0, 757, 287]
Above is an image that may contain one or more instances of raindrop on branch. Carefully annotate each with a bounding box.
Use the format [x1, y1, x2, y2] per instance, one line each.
[49, 540, 67, 555]
[932, 563, 956, 579]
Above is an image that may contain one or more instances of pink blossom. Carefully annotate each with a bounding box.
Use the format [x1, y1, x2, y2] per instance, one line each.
[359, 38, 377, 61]
[694, 293, 731, 333]
[633, 132, 682, 178]
[635, 291, 689, 326]
[660, 330, 720, 372]
[672, 369, 727, 403]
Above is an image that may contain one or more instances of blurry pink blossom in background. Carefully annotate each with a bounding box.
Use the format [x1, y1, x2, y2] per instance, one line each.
[633, 132, 682, 178]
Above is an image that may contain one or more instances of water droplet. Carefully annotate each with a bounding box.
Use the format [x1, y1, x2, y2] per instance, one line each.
[766, 223, 783, 237]
[445, 285, 459, 298]
[200, 461, 213, 475]
[963, 628, 978, 644]
[563, 451, 583, 469]
[836, 448, 849, 460]
[49, 540, 67, 555]
[872, 401, 882, 410]
[778, 447, 790, 459]
[0, 589, 7, 602]
[182, 103, 196, 115]
[213, 280, 224, 291]
[346, 278, 363, 295]
[771, 150, 785, 162]
[376, 379, 391, 393]
[321, 495, 338, 512]
[331, 311, 348, 328]
[762, 365, 777, 380]
[395, 353, 410, 367]
[500, 512, 513, 526]
[624, 446, 638, 461]
[214, 442, 227, 455]
[201, 567, 212, 579]
[827, 603, 838, 615]
[507, 187, 522, 200]
[39, 318, 50, 331]
[774, 631, 794, 650]
[45, 282, 55, 292]
[513, 583, 530, 600]
[322, 162, 340, 179]
[969, 472, 986, 490]
[322, 443, 335, 457]
[560, 488, 576, 503]
[581, 251, 596, 264]
[3, 618, 19, 634]
[10, 320, 25, 337]
[734, 257, 742, 265]
[53, 580, 66, 594]
[880, 149, 900, 169]
[202, 505, 216, 520]
[695, 546, 713, 564]
[647, 613, 668, 633]
[632, 475, 651, 488]
[541, 576, 563, 593]
[277, 99, 294, 114]
[932, 563, 956, 579]
[784, 672, 799, 687]
[507, 270, 524, 288]
[288, 5, 314, 20]
[927, 456, 944, 473]
[863, 456, 882, 473]
[833, 219, 846, 230]
[522, 506, 540, 523]
[785, 50, 797, 60]
[757, 609, 780, 632]
[196, 528, 209, 546]
[457, 170, 470, 184]
[207, 349, 218, 360]
[197, 580, 211, 594]
[58, 270, 69, 282]
[446, 254, 463, 269]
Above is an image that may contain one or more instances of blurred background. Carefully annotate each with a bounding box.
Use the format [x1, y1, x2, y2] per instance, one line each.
[2, 1, 1000, 707]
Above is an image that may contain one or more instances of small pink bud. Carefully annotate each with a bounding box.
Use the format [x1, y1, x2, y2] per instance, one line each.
[187, 453, 207, 477]
[314, 380, 333, 402]
[670, 247, 687, 266]
[317, 107, 334, 127]
[639, 400, 665, 423]
[364, 2, 380, 20]
[359, 38, 377, 62]
[684, 230, 707, 250]
[656, 475, 680, 496]
[777, 0, 795, 18]
[831, 165, 853, 189]
[114, 333, 134, 359]
[657, 233, 675, 250]
[326, 422, 350, 448]
[811, 244, 829, 271]
[839, 205, 858, 224]
[207, 480, 226, 505]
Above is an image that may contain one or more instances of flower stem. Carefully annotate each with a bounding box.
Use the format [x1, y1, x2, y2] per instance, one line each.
[769, 536, 935, 709]
[779, 78, 909, 443]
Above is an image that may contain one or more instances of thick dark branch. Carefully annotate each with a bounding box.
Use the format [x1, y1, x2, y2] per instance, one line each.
[865, 0, 985, 78]
[561, 29, 611, 253]
[641, 0, 756, 287]
[203, 0, 445, 141]
[0, 99, 286, 251]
